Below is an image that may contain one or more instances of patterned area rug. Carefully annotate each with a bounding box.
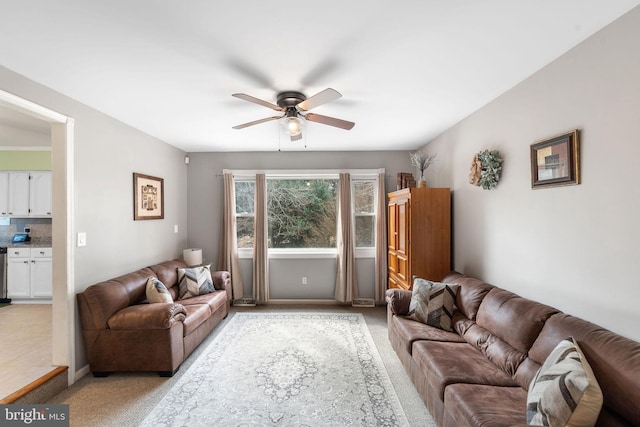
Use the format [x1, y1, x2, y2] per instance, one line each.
[141, 312, 410, 426]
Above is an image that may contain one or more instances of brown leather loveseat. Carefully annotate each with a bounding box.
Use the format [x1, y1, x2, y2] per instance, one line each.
[386, 271, 640, 426]
[77, 259, 231, 377]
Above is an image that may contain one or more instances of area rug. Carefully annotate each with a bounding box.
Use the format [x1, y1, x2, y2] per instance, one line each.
[141, 312, 410, 426]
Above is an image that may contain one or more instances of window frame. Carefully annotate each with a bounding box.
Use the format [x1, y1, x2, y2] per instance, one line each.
[351, 175, 378, 258]
[230, 169, 382, 259]
[234, 177, 255, 255]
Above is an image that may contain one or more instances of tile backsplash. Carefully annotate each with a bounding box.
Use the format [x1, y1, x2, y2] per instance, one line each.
[0, 217, 52, 241]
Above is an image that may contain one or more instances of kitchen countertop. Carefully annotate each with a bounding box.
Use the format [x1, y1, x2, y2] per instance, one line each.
[0, 237, 52, 248]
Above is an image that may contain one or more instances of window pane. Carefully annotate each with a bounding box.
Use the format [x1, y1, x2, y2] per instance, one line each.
[353, 181, 375, 213]
[235, 181, 254, 214]
[237, 216, 254, 248]
[355, 215, 375, 247]
[267, 179, 338, 248]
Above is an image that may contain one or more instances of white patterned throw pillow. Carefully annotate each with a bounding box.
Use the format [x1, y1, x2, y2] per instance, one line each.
[146, 277, 173, 304]
[407, 277, 459, 331]
[527, 337, 603, 427]
[177, 264, 215, 300]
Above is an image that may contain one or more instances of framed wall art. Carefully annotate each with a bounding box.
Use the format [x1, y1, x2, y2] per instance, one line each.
[133, 173, 164, 220]
[530, 129, 580, 189]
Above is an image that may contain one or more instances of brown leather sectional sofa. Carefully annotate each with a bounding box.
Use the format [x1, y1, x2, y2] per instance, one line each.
[386, 271, 640, 427]
[77, 259, 231, 377]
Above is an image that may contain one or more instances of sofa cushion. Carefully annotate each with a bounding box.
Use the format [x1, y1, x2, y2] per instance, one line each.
[408, 278, 459, 331]
[445, 383, 528, 427]
[442, 271, 494, 320]
[391, 315, 465, 355]
[476, 288, 558, 354]
[181, 303, 213, 336]
[527, 337, 603, 426]
[460, 321, 527, 377]
[413, 340, 518, 402]
[177, 264, 215, 300]
[148, 259, 186, 287]
[146, 277, 173, 304]
[179, 290, 227, 314]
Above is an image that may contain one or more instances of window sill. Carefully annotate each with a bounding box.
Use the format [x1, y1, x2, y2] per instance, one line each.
[238, 248, 375, 259]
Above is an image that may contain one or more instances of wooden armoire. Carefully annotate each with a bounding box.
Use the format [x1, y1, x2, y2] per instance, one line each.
[387, 187, 451, 290]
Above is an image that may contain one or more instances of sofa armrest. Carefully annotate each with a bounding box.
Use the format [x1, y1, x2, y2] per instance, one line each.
[385, 288, 413, 315]
[107, 303, 187, 331]
[212, 270, 232, 301]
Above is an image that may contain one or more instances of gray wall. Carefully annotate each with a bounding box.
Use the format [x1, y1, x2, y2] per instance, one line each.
[422, 7, 640, 341]
[185, 151, 413, 299]
[0, 65, 188, 368]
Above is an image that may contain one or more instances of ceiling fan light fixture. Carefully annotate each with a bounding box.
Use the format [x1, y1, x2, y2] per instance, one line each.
[286, 116, 303, 135]
[281, 109, 304, 136]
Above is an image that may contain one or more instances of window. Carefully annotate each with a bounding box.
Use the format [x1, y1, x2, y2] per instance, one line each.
[235, 180, 254, 249]
[233, 170, 380, 256]
[353, 180, 376, 248]
[267, 178, 338, 249]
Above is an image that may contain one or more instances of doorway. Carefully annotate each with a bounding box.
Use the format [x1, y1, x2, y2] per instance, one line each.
[0, 89, 74, 388]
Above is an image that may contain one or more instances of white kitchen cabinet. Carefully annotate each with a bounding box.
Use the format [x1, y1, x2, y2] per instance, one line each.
[7, 247, 52, 299]
[0, 172, 8, 216]
[0, 171, 51, 217]
[30, 248, 53, 297]
[8, 172, 30, 217]
[29, 172, 52, 216]
[7, 248, 31, 298]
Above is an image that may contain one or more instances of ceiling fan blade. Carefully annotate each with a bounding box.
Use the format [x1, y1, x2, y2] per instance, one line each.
[232, 116, 281, 129]
[290, 132, 303, 142]
[297, 88, 341, 111]
[305, 113, 355, 130]
[232, 93, 282, 111]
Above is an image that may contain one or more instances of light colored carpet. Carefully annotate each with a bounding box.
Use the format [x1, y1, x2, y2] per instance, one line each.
[142, 312, 408, 426]
[48, 305, 435, 426]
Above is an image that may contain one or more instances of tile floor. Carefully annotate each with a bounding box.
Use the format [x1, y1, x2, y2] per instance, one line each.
[0, 304, 54, 400]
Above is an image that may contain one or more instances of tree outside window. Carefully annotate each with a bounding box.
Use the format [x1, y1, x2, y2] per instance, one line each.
[267, 179, 338, 248]
[353, 180, 376, 248]
[235, 180, 254, 249]
[234, 174, 377, 252]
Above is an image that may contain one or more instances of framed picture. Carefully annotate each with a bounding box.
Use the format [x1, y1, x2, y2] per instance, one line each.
[133, 173, 164, 220]
[530, 129, 580, 188]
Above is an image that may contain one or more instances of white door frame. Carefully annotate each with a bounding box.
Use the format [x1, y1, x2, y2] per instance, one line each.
[0, 89, 75, 384]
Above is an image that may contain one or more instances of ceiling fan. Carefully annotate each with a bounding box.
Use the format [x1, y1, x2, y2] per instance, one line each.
[232, 88, 355, 141]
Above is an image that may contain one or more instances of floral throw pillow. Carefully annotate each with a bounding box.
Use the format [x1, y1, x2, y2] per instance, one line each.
[177, 264, 215, 300]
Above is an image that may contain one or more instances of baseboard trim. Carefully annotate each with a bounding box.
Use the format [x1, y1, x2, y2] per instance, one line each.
[264, 299, 339, 305]
[75, 364, 91, 382]
[352, 298, 376, 307]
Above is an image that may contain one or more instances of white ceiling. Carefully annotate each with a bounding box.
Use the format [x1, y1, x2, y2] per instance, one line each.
[1, 1, 638, 152]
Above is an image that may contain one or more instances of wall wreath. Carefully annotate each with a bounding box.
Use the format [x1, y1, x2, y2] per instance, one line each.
[469, 149, 503, 190]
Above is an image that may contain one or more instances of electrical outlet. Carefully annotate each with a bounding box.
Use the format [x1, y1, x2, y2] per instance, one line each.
[302, 277, 308, 285]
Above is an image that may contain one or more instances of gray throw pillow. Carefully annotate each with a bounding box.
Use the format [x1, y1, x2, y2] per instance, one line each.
[177, 264, 215, 300]
[407, 277, 458, 331]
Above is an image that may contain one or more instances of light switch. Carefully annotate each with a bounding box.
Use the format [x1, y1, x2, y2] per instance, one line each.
[77, 232, 87, 247]
[174, 225, 179, 233]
